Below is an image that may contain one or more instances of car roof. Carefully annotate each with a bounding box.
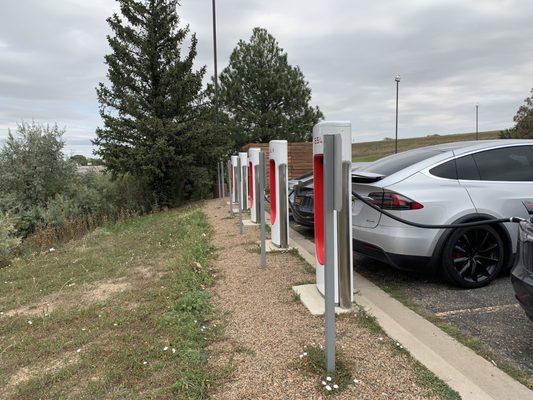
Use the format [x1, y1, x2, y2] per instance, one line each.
[360, 139, 533, 186]
[414, 139, 533, 155]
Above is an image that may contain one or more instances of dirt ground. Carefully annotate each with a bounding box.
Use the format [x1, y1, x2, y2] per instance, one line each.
[204, 199, 443, 400]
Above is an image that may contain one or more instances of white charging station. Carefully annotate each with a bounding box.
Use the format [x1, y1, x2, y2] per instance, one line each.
[269, 140, 289, 248]
[238, 152, 248, 211]
[230, 155, 238, 204]
[313, 121, 353, 306]
[248, 148, 261, 223]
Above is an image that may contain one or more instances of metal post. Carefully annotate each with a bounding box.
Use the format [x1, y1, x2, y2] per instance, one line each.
[242, 163, 248, 211]
[211, 0, 218, 111]
[259, 152, 267, 270]
[216, 162, 221, 198]
[227, 160, 233, 216]
[236, 158, 243, 234]
[476, 104, 479, 140]
[220, 161, 226, 199]
[338, 161, 352, 309]
[323, 134, 341, 373]
[278, 163, 289, 248]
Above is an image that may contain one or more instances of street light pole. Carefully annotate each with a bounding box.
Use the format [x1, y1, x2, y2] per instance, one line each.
[212, 0, 219, 110]
[475, 104, 479, 140]
[395, 75, 401, 154]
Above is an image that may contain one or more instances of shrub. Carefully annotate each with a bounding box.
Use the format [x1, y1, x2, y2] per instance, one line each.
[0, 212, 21, 266]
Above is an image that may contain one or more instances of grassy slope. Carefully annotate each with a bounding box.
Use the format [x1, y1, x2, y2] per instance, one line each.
[352, 130, 501, 161]
[0, 206, 217, 399]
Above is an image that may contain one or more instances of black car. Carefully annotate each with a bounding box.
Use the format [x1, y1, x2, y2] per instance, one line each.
[288, 163, 371, 227]
[289, 172, 314, 227]
[511, 219, 533, 322]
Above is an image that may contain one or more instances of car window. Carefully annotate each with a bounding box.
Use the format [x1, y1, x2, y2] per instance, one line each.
[472, 146, 533, 181]
[456, 154, 480, 180]
[364, 149, 443, 176]
[429, 159, 457, 179]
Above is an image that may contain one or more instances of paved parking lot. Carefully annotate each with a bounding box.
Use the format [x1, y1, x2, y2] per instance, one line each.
[291, 222, 533, 381]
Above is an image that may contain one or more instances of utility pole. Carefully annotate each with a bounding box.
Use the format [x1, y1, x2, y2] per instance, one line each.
[476, 104, 479, 140]
[212, 0, 219, 111]
[395, 75, 401, 154]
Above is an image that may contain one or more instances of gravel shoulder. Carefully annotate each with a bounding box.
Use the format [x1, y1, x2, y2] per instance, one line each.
[204, 199, 452, 399]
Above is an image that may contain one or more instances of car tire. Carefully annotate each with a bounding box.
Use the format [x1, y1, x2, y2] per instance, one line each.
[442, 225, 504, 288]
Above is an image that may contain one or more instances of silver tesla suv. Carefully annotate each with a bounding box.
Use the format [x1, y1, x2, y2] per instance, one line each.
[352, 139, 533, 288]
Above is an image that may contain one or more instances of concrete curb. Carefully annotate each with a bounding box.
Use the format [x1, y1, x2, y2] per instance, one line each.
[287, 224, 533, 400]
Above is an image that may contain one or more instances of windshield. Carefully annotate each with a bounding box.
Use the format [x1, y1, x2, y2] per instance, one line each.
[363, 148, 443, 176]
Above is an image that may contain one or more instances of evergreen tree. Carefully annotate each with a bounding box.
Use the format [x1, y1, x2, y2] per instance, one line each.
[218, 28, 323, 148]
[500, 88, 533, 139]
[95, 0, 220, 205]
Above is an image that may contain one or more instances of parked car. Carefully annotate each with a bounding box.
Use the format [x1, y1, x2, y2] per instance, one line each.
[292, 140, 533, 288]
[355, 139, 533, 288]
[289, 172, 314, 227]
[511, 219, 533, 321]
[289, 163, 370, 227]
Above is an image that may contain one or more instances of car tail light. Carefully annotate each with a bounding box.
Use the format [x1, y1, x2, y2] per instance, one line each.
[368, 191, 423, 210]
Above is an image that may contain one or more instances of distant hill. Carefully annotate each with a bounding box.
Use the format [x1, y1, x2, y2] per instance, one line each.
[352, 130, 501, 161]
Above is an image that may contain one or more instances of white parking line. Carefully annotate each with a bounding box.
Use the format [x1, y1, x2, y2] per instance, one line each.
[434, 303, 520, 318]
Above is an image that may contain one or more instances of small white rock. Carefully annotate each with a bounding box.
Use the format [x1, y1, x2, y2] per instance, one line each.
[353, 379, 360, 384]
[321, 381, 326, 386]
[49, 248, 55, 252]
[303, 352, 307, 356]
[27, 320, 33, 325]
[333, 384, 339, 389]
[326, 376, 332, 382]
[76, 348, 81, 353]
[325, 385, 332, 391]
[163, 346, 169, 351]
[143, 361, 148, 365]
[113, 323, 118, 327]
[172, 348, 176, 354]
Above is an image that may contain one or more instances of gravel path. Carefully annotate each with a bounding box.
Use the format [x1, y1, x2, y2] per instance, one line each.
[205, 200, 440, 399]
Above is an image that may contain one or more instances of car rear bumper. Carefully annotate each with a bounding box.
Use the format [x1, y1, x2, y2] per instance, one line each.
[353, 239, 434, 273]
[511, 264, 533, 322]
[353, 224, 440, 258]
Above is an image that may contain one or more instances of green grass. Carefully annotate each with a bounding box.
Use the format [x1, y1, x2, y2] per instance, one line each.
[0, 206, 221, 399]
[297, 344, 353, 395]
[352, 130, 500, 162]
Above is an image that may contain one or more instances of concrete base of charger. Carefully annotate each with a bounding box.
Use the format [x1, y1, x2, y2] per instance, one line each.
[261, 239, 292, 253]
[292, 284, 353, 316]
[242, 219, 258, 226]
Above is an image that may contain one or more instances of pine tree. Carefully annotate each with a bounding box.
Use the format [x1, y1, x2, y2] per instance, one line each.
[218, 28, 323, 148]
[94, 0, 213, 205]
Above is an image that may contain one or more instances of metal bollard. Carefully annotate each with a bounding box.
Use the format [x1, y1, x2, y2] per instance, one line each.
[217, 161, 221, 198]
[227, 159, 233, 216]
[278, 163, 289, 248]
[338, 160, 352, 309]
[259, 151, 267, 269]
[220, 161, 226, 199]
[236, 158, 243, 234]
[324, 133, 342, 373]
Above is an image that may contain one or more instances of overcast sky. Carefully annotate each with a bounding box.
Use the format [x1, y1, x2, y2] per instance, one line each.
[1, 0, 532, 157]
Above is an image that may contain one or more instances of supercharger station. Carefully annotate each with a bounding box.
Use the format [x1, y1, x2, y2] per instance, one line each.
[248, 148, 261, 223]
[313, 122, 353, 308]
[269, 140, 289, 248]
[238, 152, 249, 211]
[230, 155, 238, 205]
